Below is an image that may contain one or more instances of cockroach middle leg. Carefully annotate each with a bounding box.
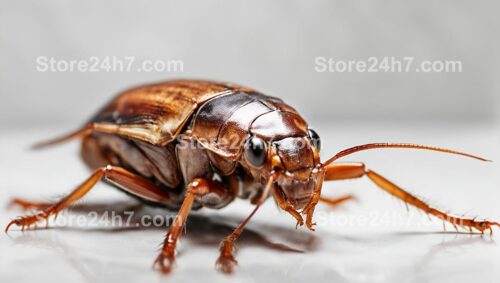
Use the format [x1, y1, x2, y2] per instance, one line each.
[215, 176, 276, 274]
[322, 162, 500, 234]
[5, 165, 173, 232]
[154, 178, 230, 273]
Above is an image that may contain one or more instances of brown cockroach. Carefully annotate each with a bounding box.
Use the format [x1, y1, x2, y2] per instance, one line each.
[5, 80, 498, 274]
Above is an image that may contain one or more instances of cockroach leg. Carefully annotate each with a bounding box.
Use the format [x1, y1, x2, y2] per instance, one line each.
[273, 186, 303, 228]
[215, 206, 258, 273]
[154, 178, 230, 274]
[365, 170, 500, 234]
[215, 175, 276, 274]
[323, 162, 366, 180]
[7, 198, 52, 211]
[307, 163, 360, 219]
[322, 162, 500, 234]
[5, 165, 173, 233]
[319, 195, 355, 207]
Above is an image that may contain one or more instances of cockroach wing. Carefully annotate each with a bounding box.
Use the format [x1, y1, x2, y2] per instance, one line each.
[88, 80, 253, 145]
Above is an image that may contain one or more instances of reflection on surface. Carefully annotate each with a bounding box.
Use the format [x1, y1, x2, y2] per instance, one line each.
[4, 201, 498, 283]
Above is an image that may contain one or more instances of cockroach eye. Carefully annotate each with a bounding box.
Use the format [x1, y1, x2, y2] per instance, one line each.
[308, 128, 321, 152]
[244, 136, 267, 168]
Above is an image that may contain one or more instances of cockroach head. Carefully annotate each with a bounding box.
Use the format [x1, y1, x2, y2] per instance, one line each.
[240, 129, 322, 210]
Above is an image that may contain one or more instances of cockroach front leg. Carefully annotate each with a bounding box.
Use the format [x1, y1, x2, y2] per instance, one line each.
[215, 206, 260, 274]
[322, 162, 500, 234]
[154, 178, 231, 273]
[5, 165, 173, 232]
[215, 176, 276, 274]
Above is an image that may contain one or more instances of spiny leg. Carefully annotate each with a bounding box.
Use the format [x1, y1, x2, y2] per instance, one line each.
[5, 165, 172, 232]
[215, 175, 276, 273]
[10, 133, 157, 213]
[365, 170, 499, 234]
[215, 206, 260, 273]
[322, 162, 500, 234]
[154, 178, 230, 273]
[8, 198, 52, 211]
[301, 143, 489, 229]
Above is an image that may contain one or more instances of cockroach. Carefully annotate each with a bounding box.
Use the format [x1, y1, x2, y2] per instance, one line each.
[5, 80, 498, 274]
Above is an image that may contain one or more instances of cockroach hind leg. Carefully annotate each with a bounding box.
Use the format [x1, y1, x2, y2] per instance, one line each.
[5, 219, 18, 233]
[5, 212, 48, 233]
[6, 166, 172, 235]
[7, 198, 52, 211]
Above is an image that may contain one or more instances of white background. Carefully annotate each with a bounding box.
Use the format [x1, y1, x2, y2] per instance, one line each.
[1, 0, 499, 126]
[1, 1, 500, 283]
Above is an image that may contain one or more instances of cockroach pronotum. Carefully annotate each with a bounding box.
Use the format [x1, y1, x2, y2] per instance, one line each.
[5, 80, 498, 274]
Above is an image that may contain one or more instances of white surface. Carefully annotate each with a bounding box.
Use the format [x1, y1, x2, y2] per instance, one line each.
[1, 123, 500, 283]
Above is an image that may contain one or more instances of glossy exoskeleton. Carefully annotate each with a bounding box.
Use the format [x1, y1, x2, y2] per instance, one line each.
[6, 80, 498, 274]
